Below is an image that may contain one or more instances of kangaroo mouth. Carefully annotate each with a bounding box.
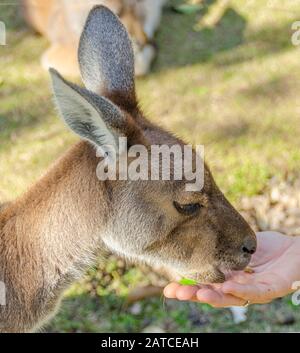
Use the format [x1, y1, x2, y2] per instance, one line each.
[176, 253, 252, 285]
[218, 255, 252, 279]
[182, 257, 251, 285]
[184, 267, 226, 284]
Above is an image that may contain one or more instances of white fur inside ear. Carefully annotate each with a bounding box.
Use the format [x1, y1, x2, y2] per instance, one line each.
[50, 69, 118, 151]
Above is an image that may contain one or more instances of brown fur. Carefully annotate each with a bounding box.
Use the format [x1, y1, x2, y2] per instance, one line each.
[0, 6, 256, 332]
[0, 110, 255, 332]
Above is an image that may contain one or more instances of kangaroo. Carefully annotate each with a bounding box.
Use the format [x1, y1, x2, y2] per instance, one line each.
[0, 6, 256, 332]
[21, 0, 167, 76]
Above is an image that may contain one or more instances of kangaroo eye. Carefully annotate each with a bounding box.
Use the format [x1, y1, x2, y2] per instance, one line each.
[173, 201, 201, 215]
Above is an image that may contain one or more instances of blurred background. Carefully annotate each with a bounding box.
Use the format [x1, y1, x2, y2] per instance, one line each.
[1, 0, 300, 332]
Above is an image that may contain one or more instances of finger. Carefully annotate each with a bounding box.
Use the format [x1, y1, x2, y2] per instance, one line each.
[163, 283, 181, 298]
[196, 288, 246, 307]
[175, 285, 199, 301]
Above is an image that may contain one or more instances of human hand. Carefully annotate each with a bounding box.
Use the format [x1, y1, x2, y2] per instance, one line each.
[164, 231, 300, 307]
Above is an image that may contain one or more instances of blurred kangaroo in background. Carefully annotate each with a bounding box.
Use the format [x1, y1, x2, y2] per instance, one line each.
[22, 0, 167, 76]
[0, 6, 256, 332]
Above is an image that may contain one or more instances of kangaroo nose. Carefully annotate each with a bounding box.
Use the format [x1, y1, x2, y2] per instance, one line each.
[242, 236, 256, 255]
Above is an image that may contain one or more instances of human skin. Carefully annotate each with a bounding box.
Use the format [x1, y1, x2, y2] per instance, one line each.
[164, 232, 300, 307]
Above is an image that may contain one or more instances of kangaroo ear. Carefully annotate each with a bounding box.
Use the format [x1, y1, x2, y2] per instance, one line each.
[50, 68, 127, 153]
[78, 6, 135, 103]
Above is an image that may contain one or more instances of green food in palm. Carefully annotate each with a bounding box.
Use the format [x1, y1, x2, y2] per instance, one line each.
[179, 278, 198, 286]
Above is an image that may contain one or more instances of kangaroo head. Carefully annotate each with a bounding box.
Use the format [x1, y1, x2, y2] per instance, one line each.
[50, 6, 256, 284]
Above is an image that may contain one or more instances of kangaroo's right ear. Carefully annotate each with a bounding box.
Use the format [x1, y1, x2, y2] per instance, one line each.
[50, 68, 127, 154]
[78, 6, 136, 106]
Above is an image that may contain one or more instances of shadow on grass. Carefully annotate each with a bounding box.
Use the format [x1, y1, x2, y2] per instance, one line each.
[205, 120, 250, 143]
[0, 3, 25, 34]
[45, 293, 127, 333]
[45, 290, 204, 333]
[45, 288, 300, 333]
[154, 5, 247, 71]
[155, 2, 297, 72]
[214, 19, 298, 67]
[240, 75, 294, 100]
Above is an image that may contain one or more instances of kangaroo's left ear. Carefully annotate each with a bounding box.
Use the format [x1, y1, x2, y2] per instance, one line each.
[78, 5, 137, 109]
[50, 68, 131, 153]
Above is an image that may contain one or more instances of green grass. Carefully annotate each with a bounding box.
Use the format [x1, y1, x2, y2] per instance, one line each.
[1, 0, 300, 332]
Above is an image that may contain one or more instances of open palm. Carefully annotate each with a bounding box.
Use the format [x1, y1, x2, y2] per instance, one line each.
[164, 232, 300, 307]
